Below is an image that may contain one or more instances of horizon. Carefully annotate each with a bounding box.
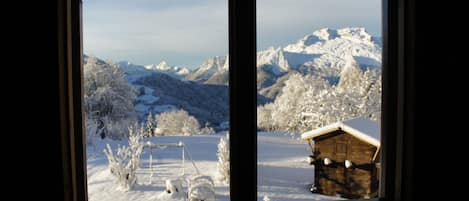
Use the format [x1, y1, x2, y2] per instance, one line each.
[84, 0, 381, 69]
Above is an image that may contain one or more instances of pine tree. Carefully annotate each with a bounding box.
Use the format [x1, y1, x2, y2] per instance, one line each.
[338, 56, 362, 90]
[217, 133, 230, 184]
[257, 103, 274, 131]
[145, 112, 154, 137]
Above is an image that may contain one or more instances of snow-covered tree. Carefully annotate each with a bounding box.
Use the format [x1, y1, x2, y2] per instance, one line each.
[260, 61, 382, 133]
[104, 144, 136, 191]
[145, 112, 154, 137]
[216, 133, 230, 184]
[128, 124, 144, 170]
[270, 73, 311, 132]
[360, 70, 382, 121]
[257, 103, 274, 131]
[155, 109, 200, 136]
[85, 117, 98, 146]
[199, 122, 216, 135]
[105, 118, 135, 140]
[295, 76, 331, 131]
[338, 56, 362, 90]
[84, 56, 137, 139]
[182, 116, 201, 136]
[103, 124, 143, 191]
[154, 127, 164, 137]
[264, 73, 331, 132]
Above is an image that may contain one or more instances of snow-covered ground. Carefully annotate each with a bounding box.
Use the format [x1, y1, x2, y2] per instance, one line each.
[257, 132, 341, 201]
[87, 132, 341, 201]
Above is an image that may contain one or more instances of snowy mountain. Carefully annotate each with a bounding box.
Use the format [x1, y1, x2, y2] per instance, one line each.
[146, 61, 172, 71]
[133, 72, 229, 126]
[258, 27, 381, 99]
[130, 65, 268, 126]
[284, 27, 381, 75]
[263, 27, 379, 75]
[144, 61, 192, 79]
[117, 61, 149, 74]
[257, 47, 320, 75]
[184, 56, 228, 84]
[185, 27, 381, 100]
[116, 60, 191, 80]
[113, 60, 228, 126]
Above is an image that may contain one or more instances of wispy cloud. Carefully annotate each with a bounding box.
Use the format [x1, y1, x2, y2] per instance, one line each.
[84, 0, 227, 67]
[84, 0, 380, 67]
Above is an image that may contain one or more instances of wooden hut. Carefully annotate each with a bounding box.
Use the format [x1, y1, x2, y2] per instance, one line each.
[301, 117, 380, 199]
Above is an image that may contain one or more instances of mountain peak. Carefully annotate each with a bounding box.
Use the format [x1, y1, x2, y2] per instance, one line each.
[337, 27, 372, 42]
[144, 61, 172, 71]
[312, 28, 339, 41]
[296, 27, 374, 48]
[142, 61, 191, 78]
[184, 55, 227, 83]
[156, 61, 171, 70]
[176, 67, 191, 75]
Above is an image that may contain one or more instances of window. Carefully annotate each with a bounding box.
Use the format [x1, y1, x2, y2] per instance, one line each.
[82, 1, 229, 200]
[257, 0, 382, 200]
[57, 0, 414, 201]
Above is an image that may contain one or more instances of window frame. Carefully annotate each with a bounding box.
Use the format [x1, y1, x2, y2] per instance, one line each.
[57, 0, 415, 201]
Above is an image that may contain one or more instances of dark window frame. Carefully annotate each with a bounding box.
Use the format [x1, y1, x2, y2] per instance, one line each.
[57, 0, 414, 201]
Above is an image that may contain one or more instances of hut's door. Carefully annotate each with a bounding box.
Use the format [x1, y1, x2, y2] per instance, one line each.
[335, 141, 348, 195]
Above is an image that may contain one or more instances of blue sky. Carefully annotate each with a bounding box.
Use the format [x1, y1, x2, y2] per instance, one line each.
[84, 0, 381, 68]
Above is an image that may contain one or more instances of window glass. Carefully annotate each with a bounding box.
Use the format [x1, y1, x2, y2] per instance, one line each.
[257, 0, 382, 200]
[83, 1, 229, 200]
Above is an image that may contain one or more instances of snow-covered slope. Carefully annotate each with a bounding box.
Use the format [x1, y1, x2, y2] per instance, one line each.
[134, 73, 229, 126]
[116, 61, 152, 82]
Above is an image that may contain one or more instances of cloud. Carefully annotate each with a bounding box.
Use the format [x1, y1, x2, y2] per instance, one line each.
[84, 0, 228, 67]
[83, 0, 381, 67]
[257, 0, 381, 49]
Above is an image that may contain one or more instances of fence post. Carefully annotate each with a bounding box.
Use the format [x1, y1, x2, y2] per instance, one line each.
[149, 147, 153, 184]
[182, 144, 185, 175]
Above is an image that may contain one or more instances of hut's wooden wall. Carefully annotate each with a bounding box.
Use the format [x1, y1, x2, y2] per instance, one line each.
[312, 130, 379, 198]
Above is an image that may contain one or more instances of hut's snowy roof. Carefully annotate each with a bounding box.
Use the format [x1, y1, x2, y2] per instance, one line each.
[301, 117, 380, 147]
